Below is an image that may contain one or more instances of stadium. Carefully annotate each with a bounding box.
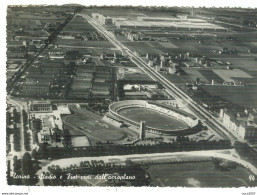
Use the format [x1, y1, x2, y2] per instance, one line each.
[109, 100, 201, 136]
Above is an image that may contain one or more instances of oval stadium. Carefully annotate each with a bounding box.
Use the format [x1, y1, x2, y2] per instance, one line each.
[109, 100, 201, 136]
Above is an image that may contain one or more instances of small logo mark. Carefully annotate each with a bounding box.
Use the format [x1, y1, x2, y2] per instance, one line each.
[249, 175, 255, 181]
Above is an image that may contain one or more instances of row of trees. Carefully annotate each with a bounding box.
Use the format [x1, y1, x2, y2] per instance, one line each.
[35, 139, 232, 160]
[13, 108, 20, 123]
[22, 110, 31, 151]
[47, 158, 211, 178]
[13, 124, 21, 152]
[8, 153, 41, 186]
[24, 131, 31, 151]
[234, 141, 257, 169]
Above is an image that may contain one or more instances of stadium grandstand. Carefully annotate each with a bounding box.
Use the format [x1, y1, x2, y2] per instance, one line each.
[109, 100, 201, 136]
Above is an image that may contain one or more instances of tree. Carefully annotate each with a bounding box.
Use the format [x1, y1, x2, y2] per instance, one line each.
[125, 159, 133, 166]
[13, 108, 20, 123]
[13, 155, 19, 172]
[22, 109, 28, 124]
[211, 157, 220, 169]
[31, 149, 38, 160]
[22, 152, 35, 185]
[196, 77, 200, 84]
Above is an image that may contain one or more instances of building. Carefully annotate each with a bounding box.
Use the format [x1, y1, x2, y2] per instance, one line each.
[114, 18, 227, 31]
[238, 124, 257, 141]
[148, 60, 154, 67]
[109, 100, 200, 136]
[168, 66, 178, 74]
[102, 115, 123, 128]
[220, 108, 257, 141]
[30, 101, 52, 112]
[31, 104, 70, 145]
[92, 13, 113, 25]
[126, 31, 145, 41]
[38, 127, 51, 143]
[48, 48, 66, 59]
[140, 121, 146, 139]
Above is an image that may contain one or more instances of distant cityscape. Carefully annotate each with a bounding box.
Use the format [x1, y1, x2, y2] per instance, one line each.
[6, 5, 257, 187]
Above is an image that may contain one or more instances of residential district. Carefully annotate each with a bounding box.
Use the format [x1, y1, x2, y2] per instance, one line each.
[6, 5, 257, 187]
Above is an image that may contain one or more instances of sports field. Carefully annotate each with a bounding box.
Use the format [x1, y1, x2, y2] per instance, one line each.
[145, 161, 254, 187]
[62, 106, 138, 145]
[118, 107, 188, 130]
[64, 114, 129, 140]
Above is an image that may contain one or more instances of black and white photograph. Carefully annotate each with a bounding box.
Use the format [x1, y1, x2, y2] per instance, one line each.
[3, 0, 257, 192]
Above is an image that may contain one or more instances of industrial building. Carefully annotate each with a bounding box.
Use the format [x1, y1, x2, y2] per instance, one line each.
[220, 108, 257, 141]
[48, 48, 66, 59]
[92, 13, 113, 25]
[30, 103, 71, 145]
[30, 100, 53, 112]
[113, 16, 227, 31]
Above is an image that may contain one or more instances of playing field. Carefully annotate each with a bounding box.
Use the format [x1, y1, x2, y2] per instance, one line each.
[145, 161, 254, 187]
[62, 106, 138, 145]
[118, 107, 188, 130]
[64, 114, 127, 140]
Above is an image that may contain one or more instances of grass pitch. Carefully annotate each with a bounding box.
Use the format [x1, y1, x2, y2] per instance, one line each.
[146, 161, 255, 187]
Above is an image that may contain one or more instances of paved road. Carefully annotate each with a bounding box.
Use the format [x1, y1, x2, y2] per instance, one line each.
[78, 14, 240, 142]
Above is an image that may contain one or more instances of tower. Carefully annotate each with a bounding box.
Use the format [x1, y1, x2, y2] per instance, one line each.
[148, 60, 154, 67]
[160, 60, 165, 68]
[140, 121, 146, 140]
[191, 7, 195, 16]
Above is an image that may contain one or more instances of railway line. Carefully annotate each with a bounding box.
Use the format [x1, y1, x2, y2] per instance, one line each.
[79, 13, 239, 142]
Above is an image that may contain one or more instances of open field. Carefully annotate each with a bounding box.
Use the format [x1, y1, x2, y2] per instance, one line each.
[182, 68, 208, 82]
[145, 161, 254, 187]
[123, 39, 231, 56]
[183, 68, 255, 84]
[71, 136, 90, 147]
[225, 58, 257, 71]
[118, 107, 188, 130]
[56, 39, 114, 48]
[202, 85, 257, 109]
[210, 56, 257, 71]
[124, 42, 164, 54]
[213, 69, 253, 82]
[198, 70, 224, 83]
[7, 12, 65, 25]
[65, 15, 99, 31]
